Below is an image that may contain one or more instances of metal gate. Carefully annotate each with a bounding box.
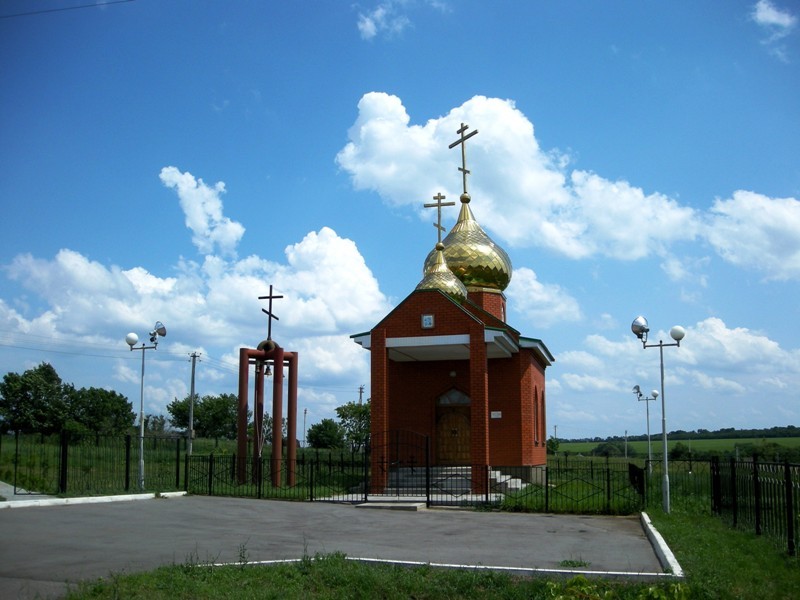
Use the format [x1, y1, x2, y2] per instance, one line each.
[369, 430, 430, 498]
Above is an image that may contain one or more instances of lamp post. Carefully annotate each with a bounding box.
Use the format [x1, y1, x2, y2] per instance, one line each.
[126, 321, 167, 491]
[631, 316, 685, 514]
[633, 385, 658, 472]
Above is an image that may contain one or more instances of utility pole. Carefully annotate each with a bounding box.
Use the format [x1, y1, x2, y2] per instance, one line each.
[358, 385, 365, 405]
[188, 352, 200, 456]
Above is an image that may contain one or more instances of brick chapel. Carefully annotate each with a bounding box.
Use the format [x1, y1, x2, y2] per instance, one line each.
[351, 124, 553, 487]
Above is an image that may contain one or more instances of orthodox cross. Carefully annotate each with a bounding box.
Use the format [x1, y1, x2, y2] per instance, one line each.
[448, 122, 478, 195]
[424, 192, 455, 244]
[258, 284, 283, 340]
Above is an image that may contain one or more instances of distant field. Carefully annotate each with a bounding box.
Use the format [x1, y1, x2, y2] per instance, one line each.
[559, 437, 800, 456]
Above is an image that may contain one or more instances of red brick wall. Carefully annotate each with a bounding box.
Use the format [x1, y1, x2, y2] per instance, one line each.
[466, 289, 507, 322]
[368, 289, 548, 471]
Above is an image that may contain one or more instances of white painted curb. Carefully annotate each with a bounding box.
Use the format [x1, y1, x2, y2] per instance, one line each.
[0, 491, 187, 509]
[640, 512, 684, 577]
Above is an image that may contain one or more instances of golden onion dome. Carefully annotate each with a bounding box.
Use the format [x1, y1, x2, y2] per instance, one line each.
[424, 192, 512, 291]
[416, 242, 468, 303]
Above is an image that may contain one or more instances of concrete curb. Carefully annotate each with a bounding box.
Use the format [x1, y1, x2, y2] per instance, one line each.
[640, 512, 684, 577]
[0, 491, 187, 509]
[205, 555, 679, 582]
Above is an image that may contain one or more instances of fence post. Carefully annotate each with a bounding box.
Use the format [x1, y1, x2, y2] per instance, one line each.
[125, 434, 131, 491]
[785, 461, 796, 556]
[605, 463, 611, 513]
[183, 453, 189, 492]
[207, 454, 215, 496]
[753, 455, 762, 536]
[310, 459, 315, 502]
[58, 430, 69, 494]
[175, 437, 181, 489]
[711, 456, 721, 514]
[730, 458, 738, 528]
[363, 447, 369, 503]
[545, 464, 549, 512]
[257, 455, 263, 499]
[425, 437, 431, 508]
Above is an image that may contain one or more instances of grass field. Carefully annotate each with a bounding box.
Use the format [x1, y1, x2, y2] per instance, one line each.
[559, 437, 800, 456]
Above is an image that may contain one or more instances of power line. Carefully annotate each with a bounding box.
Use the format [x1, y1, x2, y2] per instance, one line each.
[0, 0, 136, 20]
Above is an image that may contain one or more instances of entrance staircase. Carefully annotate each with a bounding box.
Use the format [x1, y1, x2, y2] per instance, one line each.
[385, 466, 528, 496]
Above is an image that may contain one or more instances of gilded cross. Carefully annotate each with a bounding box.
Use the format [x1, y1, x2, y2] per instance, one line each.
[258, 284, 283, 340]
[448, 122, 478, 195]
[424, 192, 455, 244]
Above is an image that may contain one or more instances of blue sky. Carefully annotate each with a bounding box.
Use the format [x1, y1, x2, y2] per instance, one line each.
[1, 1, 799, 441]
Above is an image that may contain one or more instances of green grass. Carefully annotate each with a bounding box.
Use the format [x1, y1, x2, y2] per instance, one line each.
[559, 437, 800, 457]
[64, 505, 800, 599]
[66, 552, 688, 600]
[649, 505, 800, 599]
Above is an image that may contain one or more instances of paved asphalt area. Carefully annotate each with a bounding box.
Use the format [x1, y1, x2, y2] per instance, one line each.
[0, 494, 667, 599]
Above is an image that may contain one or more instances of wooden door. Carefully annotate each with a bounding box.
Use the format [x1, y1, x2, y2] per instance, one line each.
[436, 408, 471, 464]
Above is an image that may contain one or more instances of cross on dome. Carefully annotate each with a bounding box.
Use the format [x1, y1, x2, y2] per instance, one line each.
[448, 123, 478, 196]
[424, 192, 455, 244]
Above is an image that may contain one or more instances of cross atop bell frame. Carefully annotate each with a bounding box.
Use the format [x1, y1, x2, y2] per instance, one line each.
[236, 287, 299, 487]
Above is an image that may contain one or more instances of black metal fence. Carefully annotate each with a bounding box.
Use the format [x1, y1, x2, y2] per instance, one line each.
[185, 450, 368, 502]
[3, 430, 799, 555]
[2, 431, 185, 496]
[711, 456, 799, 556]
[182, 452, 646, 514]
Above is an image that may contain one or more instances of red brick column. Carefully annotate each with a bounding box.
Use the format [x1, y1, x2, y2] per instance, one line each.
[370, 328, 388, 493]
[469, 323, 489, 492]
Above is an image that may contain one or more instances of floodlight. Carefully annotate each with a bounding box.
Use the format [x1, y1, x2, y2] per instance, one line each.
[149, 321, 167, 343]
[631, 316, 649, 340]
[632, 384, 641, 394]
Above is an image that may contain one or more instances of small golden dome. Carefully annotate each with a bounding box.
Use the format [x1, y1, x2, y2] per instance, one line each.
[424, 193, 512, 291]
[416, 243, 468, 303]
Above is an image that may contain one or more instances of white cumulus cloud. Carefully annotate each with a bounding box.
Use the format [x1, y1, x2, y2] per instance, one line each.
[705, 191, 800, 280]
[506, 267, 582, 328]
[751, 0, 797, 61]
[337, 92, 698, 261]
[159, 166, 245, 257]
[356, 2, 411, 40]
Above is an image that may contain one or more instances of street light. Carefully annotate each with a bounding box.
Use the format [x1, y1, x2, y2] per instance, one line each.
[126, 321, 167, 491]
[631, 316, 685, 514]
[633, 385, 658, 471]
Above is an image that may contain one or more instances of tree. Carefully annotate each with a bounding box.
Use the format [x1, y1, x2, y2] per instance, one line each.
[68, 387, 135, 435]
[335, 400, 370, 452]
[592, 440, 627, 457]
[0, 363, 70, 433]
[144, 414, 168, 433]
[195, 393, 238, 442]
[166, 395, 194, 431]
[546, 436, 560, 455]
[307, 418, 345, 449]
[167, 392, 247, 444]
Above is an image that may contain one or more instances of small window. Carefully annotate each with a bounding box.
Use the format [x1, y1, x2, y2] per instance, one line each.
[437, 388, 471, 406]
